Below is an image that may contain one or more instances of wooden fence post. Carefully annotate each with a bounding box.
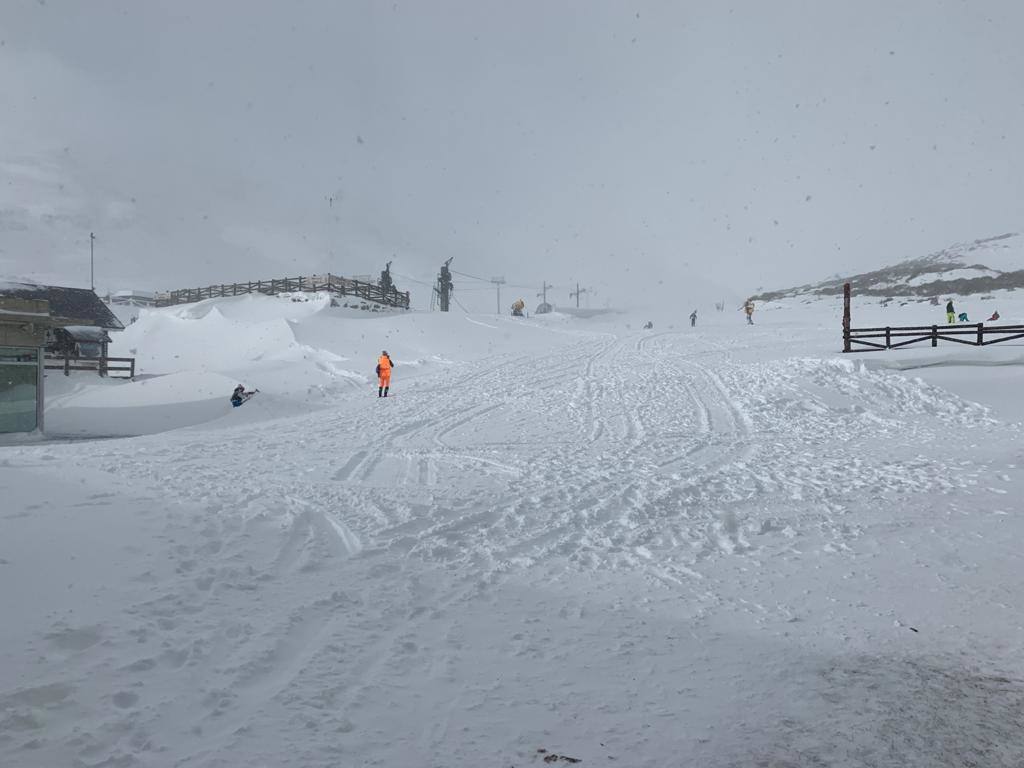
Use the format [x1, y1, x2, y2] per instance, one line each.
[977, 323, 984, 346]
[931, 325, 938, 347]
[885, 327, 891, 349]
[842, 282, 851, 353]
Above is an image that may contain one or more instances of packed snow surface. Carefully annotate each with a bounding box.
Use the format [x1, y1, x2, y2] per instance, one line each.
[2, 293, 1024, 766]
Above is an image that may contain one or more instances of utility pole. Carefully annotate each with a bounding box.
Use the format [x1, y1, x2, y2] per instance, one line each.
[537, 281, 551, 305]
[90, 232, 96, 292]
[569, 282, 588, 308]
[490, 276, 506, 314]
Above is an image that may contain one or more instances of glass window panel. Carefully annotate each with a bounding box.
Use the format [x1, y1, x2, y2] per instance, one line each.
[0, 362, 39, 433]
[77, 342, 102, 359]
[0, 347, 38, 364]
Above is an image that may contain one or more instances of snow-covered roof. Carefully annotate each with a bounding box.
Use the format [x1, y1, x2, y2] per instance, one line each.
[0, 307, 50, 318]
[0, 279, 44, 292]
[60, 325, 111, 342]
[0, 283, 124, 330]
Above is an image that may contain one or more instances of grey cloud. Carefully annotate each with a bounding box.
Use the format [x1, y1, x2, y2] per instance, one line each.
[1, 0, 1022, 311]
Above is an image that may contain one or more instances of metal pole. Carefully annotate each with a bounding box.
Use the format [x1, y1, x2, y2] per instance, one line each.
[842, 282, 851, 353]
[490, 277, 505, 314]
[90, 232, 95, 291]
[36, 347, 45, 434]
[569, 283, 588, 308]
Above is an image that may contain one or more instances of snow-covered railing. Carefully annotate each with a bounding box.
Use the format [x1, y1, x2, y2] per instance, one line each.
[154, 273, 410, 310]
[44, 354, 135, 378]
[844, 323, 1024, 352]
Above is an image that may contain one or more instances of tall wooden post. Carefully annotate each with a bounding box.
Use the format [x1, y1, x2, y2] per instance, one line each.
[842, 282, 851, 353]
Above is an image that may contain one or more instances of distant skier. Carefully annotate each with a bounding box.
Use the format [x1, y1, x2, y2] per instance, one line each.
[946, 300, 956, 324]
[643, 320, 654, 330]
[230, 384, 257, 407]
[689, 310, 698, 327]
[742, 300, 755, 325]
[376, 350, 394, 398]
[987, 310, 1001, 322]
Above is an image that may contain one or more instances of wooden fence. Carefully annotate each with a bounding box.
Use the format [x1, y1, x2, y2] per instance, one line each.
[845, 323, 1024, 352]
[154, 273, 410, 309]
[45, 354, 136, 378]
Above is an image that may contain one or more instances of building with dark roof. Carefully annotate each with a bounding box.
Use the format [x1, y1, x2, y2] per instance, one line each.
[1, 282, 124, 330]
[0, 283, 125, 434]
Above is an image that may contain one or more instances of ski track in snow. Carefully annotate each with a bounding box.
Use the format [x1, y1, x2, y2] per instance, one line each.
[1, 329, 1019, 767]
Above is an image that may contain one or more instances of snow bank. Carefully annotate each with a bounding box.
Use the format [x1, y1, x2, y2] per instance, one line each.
[45, 293, 590, 436]
[45, 372, 238, 436]
[6, 307, 1024, 766]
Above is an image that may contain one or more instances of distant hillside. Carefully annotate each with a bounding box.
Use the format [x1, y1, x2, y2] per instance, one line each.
[754, 233, 1024, 302]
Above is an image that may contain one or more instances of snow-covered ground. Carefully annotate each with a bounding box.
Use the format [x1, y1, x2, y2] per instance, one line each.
[2, 293, 1024, 766]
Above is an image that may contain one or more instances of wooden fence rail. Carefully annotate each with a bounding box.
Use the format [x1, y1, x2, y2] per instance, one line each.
[154, 273, 410, 309]
[44, 355, 136, 378]
[845, 323, 1024, 352]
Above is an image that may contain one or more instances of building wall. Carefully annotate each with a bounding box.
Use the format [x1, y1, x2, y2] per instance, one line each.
[0, 323, 45, 347]
[0, 298, 49, 347]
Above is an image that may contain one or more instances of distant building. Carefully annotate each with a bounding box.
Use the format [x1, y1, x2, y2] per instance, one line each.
[108, 290, 156, 307]
[0, 282, 124, 434]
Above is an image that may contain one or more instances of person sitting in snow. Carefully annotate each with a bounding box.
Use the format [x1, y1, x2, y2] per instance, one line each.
[987, 310, 1000, 322]
[958, 312, 969, 323]
[231, 384, 256, 407]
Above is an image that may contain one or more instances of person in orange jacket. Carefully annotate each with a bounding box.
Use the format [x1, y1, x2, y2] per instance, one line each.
[376, 350, 394, 397]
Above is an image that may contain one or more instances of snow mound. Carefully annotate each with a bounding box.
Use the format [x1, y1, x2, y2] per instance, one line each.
[46, 293, 591, 436]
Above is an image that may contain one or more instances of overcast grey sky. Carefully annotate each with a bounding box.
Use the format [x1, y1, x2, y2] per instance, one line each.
[1, 0, 1022, 310]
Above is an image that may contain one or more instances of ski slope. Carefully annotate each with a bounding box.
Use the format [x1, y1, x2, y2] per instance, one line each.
[2, 296, 1024, 766]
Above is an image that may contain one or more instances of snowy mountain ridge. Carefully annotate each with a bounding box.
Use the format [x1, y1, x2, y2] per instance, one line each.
[754, 232, 1024, 302]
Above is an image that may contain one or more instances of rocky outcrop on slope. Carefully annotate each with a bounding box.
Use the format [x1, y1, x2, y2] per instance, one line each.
[754, 233, 1024, 302]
